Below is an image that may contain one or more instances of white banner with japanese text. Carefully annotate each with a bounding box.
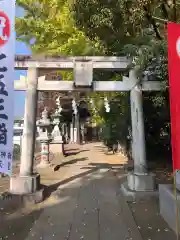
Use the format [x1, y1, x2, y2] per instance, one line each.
[0, 0, 15, 175]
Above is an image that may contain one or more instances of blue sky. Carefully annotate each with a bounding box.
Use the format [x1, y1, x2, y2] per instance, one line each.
[14, 6, 31, 118]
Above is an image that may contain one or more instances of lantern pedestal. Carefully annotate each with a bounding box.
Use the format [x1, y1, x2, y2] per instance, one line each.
[36, 138, 51, 168]
[36, 108, 52, 168]
[51, 108, 65, 158]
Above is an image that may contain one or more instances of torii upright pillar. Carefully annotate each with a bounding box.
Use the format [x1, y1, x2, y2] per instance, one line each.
[121, 70, 156, 200]
[10, 68, 41, 194]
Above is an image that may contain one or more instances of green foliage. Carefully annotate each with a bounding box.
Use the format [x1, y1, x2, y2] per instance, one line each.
[87, 92, 131, 151]
[16, 0, 105, 113]
[101, 93, 130, 144]
[72, 0, 176, 82]
[123, 37, 168, 84]
[16, 0, 105, 55]
[143, 91, 171, 159]
[72, 0, 174, 157]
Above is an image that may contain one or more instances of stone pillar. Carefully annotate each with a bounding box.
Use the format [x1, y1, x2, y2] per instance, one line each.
[73, 114, 78, 143]
[10, 68, 41, 194]
[130, 85, 147, 174]
[70, 123, 74, 143]
[121, 70, 156, 198]
[76, 114, 81, 144]
[130, 89, 137, 166]
[74, 127, 77, 143]
[80, 122, 85, 144]
[20, 68, 38, 176]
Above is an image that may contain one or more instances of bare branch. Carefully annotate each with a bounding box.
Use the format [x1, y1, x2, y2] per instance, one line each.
[161, 2, 169, 19]
[143, 6, 163, 40]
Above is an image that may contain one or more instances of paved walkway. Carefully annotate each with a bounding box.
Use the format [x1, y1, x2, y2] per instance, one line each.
[28, 143, 141, 240]
[1, 143, 142, 240]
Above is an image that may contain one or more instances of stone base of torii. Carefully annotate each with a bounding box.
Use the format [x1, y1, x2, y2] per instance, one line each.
[10, 55, 163, 201]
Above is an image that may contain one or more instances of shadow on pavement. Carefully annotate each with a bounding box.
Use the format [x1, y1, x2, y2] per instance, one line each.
[87, 162, 133, 171]
[43, 166, 100, 200]
[64, 149, 89, 157]
[0, 208, 43, 240]
[53, 157, 88, 171]
[0, 168, 175, 240]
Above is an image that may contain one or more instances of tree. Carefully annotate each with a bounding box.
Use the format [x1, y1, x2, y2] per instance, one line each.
[16, 0, 105, 55]
[72, 0, 175, 157]
[72, 0, 177, 78]
[16, 0, 105, 118]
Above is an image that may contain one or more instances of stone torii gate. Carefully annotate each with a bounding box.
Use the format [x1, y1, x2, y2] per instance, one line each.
[11, 55, 163, 198]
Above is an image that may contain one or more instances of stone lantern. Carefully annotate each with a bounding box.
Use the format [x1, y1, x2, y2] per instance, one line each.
[36, 107, 52, 168]
[50, 97, 64, 154]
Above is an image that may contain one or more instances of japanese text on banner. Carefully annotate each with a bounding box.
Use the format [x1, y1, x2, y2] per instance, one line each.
[0, 1, 15, 175]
